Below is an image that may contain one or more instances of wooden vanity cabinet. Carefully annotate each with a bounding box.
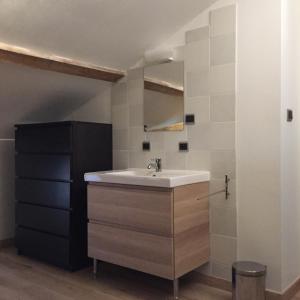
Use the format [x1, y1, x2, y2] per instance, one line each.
[87, 181, 209, 280]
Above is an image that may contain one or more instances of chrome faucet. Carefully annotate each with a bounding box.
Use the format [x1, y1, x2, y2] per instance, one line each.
[147, 158, 162, 172]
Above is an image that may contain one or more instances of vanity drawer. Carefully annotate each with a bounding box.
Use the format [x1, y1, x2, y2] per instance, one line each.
[15, 154, 71, 181]
[87, 184, 173, 236]
[16, 179, 71, 209]
[15, 124, 72, 154]
[174, 182, 209, 235]
[16, 227, 70, 269]
[173, 182, 210, 277]
[88, 223, 174, 279]
[16, 203, 70, 237]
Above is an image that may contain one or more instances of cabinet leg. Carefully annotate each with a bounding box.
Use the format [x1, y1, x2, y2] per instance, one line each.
[93, 258, 98, 278]
[173, 278, 179, 300]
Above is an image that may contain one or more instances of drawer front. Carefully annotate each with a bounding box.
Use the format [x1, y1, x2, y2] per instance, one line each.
[88, 184, 173, 236]
[16, 179, 71, 209]
[88, 223, 174, 280]
[15, 125, 72, 153]
[174, 182, 209, 235]
[16, 227, 70, 269]
[15, 154, 71, 181]
[16, 203, 70, 237]
[174, 182, 210, 278]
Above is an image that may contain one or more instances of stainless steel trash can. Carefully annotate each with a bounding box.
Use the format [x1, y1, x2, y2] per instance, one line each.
[232, 261, 267, 300]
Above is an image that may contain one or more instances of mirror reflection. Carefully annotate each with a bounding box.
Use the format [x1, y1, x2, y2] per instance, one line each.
[143, 61, 184, 132]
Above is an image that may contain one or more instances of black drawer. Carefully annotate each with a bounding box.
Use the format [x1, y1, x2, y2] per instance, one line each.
[16, 203, 70, 237]
[15, 125, 72, 153]
[16, 179, 71, 209]
[15, 154, 71, 181]
[16, 227, 70, 269]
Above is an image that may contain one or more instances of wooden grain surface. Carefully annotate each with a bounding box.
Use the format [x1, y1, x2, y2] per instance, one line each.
[88, 223, 174, 280]
[174, 182, 210, 278]
[88, 184, 173, 236]
[0, 247, 233, 300]
[0, 45, 124, 82]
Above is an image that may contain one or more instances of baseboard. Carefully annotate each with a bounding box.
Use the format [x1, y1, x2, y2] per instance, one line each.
[282, 276, 300, 300]
[0, 239, 14, 249]
[191, 272, 300, 300]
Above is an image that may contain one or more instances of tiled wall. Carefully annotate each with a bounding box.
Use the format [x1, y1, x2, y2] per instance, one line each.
[112, 5, 236, 280]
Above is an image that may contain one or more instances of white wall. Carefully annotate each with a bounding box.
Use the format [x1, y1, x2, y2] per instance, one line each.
[0, 140, 15, 241]
[66, 87, 111, 123]
[281, 0, 300, 290]
[236, 0, 283, 292]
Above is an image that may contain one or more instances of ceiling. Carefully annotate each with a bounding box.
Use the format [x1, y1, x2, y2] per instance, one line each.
[0, 0, 217, 70]
[0, 0, 217, 138]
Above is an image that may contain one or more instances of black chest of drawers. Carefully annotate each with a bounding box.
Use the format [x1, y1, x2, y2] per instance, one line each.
[15, 121, 112, 270]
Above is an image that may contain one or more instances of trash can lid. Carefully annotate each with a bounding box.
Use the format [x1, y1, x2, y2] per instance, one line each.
[232, 261, 267, 277]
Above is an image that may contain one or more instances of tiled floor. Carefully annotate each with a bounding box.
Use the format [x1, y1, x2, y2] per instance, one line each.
[0, 247, 231, 300]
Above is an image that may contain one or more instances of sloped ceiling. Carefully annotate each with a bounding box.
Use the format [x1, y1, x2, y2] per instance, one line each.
[0, 0, 217, 137]
[0, 61, 110, 138]
[0, 0, 217, 69]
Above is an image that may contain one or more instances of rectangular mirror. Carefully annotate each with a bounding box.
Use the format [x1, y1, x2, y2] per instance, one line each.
[143, 61, 184, 132]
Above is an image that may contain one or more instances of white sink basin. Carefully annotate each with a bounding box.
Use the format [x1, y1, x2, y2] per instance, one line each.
[84, 168, 210, 188]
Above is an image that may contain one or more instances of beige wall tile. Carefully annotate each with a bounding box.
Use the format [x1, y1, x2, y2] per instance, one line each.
[210, 150, 236, 179]
[210, 94, 235, 122]
[185, 96, 210, 123]
[210, 179, 236, 208]
[113, 129, 128, 150]
[129, 150, 166, 169]
[185, 39, 210, 72]
[188, 124, 211, 151]
[186, 26, 209, 44]
[129, 104, 143, 127]
[112, 82, 127, 106]
[211, 34, 235, 66]
[113, 150, 129, 170]
[164, 130, 188, 152]
[209, 64, 235, 95]
[186, 151, 210, 170]
[210, 122, 235, 150]
[211, 206, 237, 237]
[146, 132, 164, 151]
[127, 79, 144, 105]
[112, 104, 129, 130]
[165, 152, 186, 170]
[129, 151, 147, 168]
[211, 235, 237, 265]
[211, 261, 232, 281]
[210, 5, 236, 37]
[186, 70, 209, 97]
[129, 126, 145, 151]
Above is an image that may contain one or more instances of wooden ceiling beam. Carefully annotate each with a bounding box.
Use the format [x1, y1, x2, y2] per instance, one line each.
[144, 79, 184, 97]
[0, 43, 125, 82]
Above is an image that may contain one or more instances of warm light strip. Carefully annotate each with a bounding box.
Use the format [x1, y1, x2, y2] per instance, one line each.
[0, 42, 125, 80]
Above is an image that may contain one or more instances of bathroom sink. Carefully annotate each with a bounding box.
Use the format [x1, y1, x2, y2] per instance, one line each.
[84, 168, 210, 188]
